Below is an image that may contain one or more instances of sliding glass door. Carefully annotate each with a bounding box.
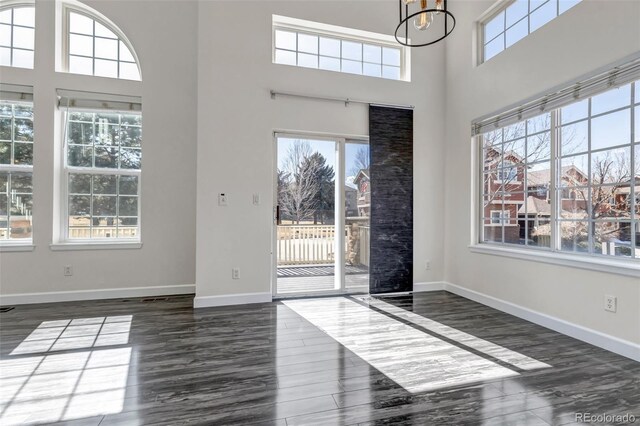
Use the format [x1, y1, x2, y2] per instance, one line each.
[274, 134, 369, 296]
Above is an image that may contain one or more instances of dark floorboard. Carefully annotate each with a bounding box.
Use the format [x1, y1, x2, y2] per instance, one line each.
[0, 291, 638, 425]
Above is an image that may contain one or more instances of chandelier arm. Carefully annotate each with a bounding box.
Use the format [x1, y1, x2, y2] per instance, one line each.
[394, 9, 456, 47]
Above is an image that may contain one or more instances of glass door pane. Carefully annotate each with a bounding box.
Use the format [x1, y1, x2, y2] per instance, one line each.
[276, 137, 338, 295]
[345, 141, 370, 291]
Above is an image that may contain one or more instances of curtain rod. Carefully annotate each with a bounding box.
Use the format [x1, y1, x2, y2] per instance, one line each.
[270, 90, 414, 110]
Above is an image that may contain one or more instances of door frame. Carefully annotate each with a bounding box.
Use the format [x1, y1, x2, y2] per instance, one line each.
[271, 130, 368, 298]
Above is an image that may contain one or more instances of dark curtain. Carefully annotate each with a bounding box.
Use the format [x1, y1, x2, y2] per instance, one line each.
[368, 105, 413, 294]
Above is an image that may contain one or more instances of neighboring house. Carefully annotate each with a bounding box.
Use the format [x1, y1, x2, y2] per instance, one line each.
[345, 185, 358, 217]
[354, 169, 370, 218]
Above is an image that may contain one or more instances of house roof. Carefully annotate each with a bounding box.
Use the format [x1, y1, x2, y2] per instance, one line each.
[527, 165, 587, 186]
[518, 196, 552, 216]
[354, 169, 369, 183]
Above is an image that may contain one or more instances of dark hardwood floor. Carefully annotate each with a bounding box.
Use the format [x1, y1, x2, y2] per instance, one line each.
[0, 291, 638, 425]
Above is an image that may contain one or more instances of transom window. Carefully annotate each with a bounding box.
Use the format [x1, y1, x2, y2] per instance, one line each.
[482, 0, 581, 62]
[66, 10, 140, 80]
[273, 15, 407, 81]
[479, 80, 639, 261]
[0, 4, 35, 69]
[64, 108, 141, 240]
[0, 98, 33, 241]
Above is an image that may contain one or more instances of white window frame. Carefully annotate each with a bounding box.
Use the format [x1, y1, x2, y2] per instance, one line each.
[473, 80, 640, 276]
[0, 1, 36, 69]
[0, 95, 34, 248]
[60, 108, 142, 244]
[477, 0, 582, 64]
[60, 2, 141, 80]
[272, 14, 410, 82]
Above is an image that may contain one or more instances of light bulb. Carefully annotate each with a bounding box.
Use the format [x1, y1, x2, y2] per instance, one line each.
[434, 0, 444, 14]
[414, 12, 433, 30]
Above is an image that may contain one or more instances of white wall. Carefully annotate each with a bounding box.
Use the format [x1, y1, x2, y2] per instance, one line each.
[0, 0, 198, 300]
[195, 1, 447, 301]
[443, 0, 640, 344]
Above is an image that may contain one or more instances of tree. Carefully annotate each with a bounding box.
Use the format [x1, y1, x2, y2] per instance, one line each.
[349, 146, 370, 176]
[277, 141, 334, 225]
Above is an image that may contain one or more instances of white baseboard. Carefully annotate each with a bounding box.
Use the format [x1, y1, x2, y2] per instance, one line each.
[413, 282, 446, 292]
[414, 281, 640, 362]
[0, 284, 196, 306]
[193, 292, 272, 308]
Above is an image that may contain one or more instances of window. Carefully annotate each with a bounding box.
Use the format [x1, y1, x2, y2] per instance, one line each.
[478, 79, 639, 261]
[0, 4, 35, 68]
[65, 9, 140, 80]
[482, 0, 582, 62]
[63, 108, 141, 240]
[0, 98, 33, 242]
[273, 15, 407, 81]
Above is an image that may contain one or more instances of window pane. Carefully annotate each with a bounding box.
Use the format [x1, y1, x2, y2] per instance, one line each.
[14, 118, 33, 141]
[69, 195, 90, 215]
[12, 26, 34, 50]
[298, 33, 318, 54]
[119, 41, 135, 62]
[484, 11, 504, 42]
[118, 196, 138, 216]
[591, 84, 631, 115]
[297, 52, 318, 69]
[0, 9, 11, 24]
[13, 7, 35, 27]
[69, 174, 91, 194]
[70, 12, 94, 35]
[529, 0, 557, 32]
[94, 59, 118, 78]
[319, 56, 340, 72]
[342, 41, 361, 61]
[275, 30, 296, 50]
[94, 147, 118, 168]
[69, 55, 93, 75]
[382, 65, 400, 80]
[120, 125, 141, 147]
[12, 49, 33, 68]
[93, 175, 117, 194]
[13, 143, 32, 165]
[560, 120, 588, 156]
[95, 37, 118, 60]
[506, 0, 528, 27]
[363, 63, 381, 78]
[527, 113, 551, 133]
[635, 109, 640, 143]
[594, 222, 633, 257]
[94, 21, 117, 39]
[120, 148, 141, 169]
[591, 109, 631, 150]
[635, 81, 639, 104]
[0, 142, 10, 164]
[0, 118, 10, 140]
[559, 221, 589, 253]
[119, 62, 140, 80]
[68, 121, 95, 145]
[590, 148, 630, 187]
[505, 18, 527, 48]
[363, 44, 381, 64]
[484, 36, 504, 61]
[119, 176, 138, 195]
[561, 99, 588, 124]
[382, 47, 400, 66]
[93, 196, 116, 216]
[0, 24, 11, 46]
[68, 145, 93, 167]
[342, 59, 361, 75]
[0, 46, 10, 66]
[319, 37, 340, 57]
[275, 49, 295, 66]
[70, 34, 94, 56]
[529, 0, 549, 12]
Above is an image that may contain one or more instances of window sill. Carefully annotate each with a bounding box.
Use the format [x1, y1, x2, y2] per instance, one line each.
[0, 243, 35, 252]
[468, 244, 640, 278]
[50, 242, 143, 251]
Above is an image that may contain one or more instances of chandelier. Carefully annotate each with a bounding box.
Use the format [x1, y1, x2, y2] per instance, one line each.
[395, 0, 455, 47]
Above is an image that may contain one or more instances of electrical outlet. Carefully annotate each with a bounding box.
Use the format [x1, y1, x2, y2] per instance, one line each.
[604, 295, 617, 313]
[426, 261, 431, 271]
[64, 265, 73, 276]
[232, 268, 240, 280]
[218, 193, 228, 206]
[252, 193, 260, 206]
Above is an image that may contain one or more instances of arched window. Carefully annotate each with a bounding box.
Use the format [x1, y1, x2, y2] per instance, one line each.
[0, 3, 35, 69]
[64, 6, 140, 80]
